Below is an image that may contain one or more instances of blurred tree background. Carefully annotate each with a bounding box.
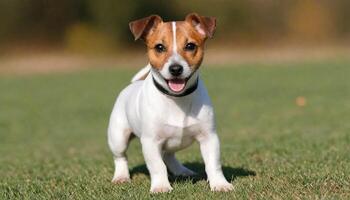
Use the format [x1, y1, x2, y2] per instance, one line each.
[0, 0, 349, 53]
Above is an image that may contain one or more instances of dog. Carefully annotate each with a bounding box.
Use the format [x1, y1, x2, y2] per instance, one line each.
[107, 13, 233, 193]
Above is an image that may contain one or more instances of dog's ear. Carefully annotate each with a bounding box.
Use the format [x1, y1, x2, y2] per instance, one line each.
[129, 15, 163, 41]
[185, 13, 216, 38]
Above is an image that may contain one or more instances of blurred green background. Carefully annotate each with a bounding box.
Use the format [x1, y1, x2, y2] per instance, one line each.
[0, 0, 349, 74]
[1, 1, 350, 198]
[0, 0, 349, 54]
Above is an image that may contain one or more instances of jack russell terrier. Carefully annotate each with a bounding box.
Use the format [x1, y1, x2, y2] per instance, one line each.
[108, 13, 233, 193]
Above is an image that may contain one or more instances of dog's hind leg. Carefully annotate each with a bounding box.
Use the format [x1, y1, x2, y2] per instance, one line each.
[108, 120, 133, 183]
[163, 153, 196, 176]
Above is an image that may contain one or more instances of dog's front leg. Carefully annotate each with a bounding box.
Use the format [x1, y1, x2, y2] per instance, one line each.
[141, 137, 172, 193]
[197, 132, 233, 192]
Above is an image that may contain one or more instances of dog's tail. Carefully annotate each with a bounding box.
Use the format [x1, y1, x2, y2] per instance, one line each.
[131, 64, 151, 83]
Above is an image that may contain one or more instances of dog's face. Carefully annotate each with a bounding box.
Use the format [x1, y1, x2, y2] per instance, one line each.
[129, 13, 216, 95]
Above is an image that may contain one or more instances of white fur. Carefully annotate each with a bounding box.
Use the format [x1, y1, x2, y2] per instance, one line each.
[131, 64, 151, 83]
[108, 72, 232, 193]
[107, 21, 232, 193]
[172, 22, 177, 53]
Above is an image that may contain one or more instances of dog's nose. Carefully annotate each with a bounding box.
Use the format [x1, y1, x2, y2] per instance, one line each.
[169, 64, 183, 76]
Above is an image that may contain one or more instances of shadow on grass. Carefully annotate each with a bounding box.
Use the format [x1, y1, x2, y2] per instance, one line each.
[130, 162, 256, 183]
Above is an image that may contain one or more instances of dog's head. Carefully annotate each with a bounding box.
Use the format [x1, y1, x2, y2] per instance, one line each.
[129, 13, 216, 95]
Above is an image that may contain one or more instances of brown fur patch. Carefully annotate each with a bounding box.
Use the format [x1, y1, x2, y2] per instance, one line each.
[145, 22, 173, 70]
[144, 20, 208, 71]
[176, 21, 206, 71]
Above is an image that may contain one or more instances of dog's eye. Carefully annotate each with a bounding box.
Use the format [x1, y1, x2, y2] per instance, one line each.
[184, 43, 197, 51]
[154, 44, 166, 53]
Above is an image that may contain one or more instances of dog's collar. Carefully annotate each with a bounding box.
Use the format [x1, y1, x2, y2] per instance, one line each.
[152, 77, 198, 97]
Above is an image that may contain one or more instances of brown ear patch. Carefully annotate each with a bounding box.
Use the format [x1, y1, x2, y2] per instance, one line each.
[185, 13, 216, 38]
[129, 15, 163, 40]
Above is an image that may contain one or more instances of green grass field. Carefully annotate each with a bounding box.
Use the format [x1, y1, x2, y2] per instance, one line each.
[1, 60, 350, 199]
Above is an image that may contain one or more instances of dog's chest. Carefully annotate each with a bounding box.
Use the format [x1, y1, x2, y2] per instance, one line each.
[160, 123, 201, 152]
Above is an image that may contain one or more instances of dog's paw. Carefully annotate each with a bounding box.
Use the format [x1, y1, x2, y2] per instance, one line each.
[111, 176, 130, 184]
[150, 185, 173, 193]
[210, 182, 234, 192]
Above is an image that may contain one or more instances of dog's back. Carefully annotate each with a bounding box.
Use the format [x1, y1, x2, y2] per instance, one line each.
[131, 64, 151, 83]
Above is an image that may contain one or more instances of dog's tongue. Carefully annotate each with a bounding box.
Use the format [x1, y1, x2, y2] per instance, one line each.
[168, 79, 186, 92]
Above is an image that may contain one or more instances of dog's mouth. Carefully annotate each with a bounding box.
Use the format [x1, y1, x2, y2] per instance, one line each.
[152, 69, 199, 97]
[152, 67, 197, 95]
[166, 78, 187, 93]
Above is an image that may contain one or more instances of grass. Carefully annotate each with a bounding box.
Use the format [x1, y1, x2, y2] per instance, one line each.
[0, 59, 350, 199]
